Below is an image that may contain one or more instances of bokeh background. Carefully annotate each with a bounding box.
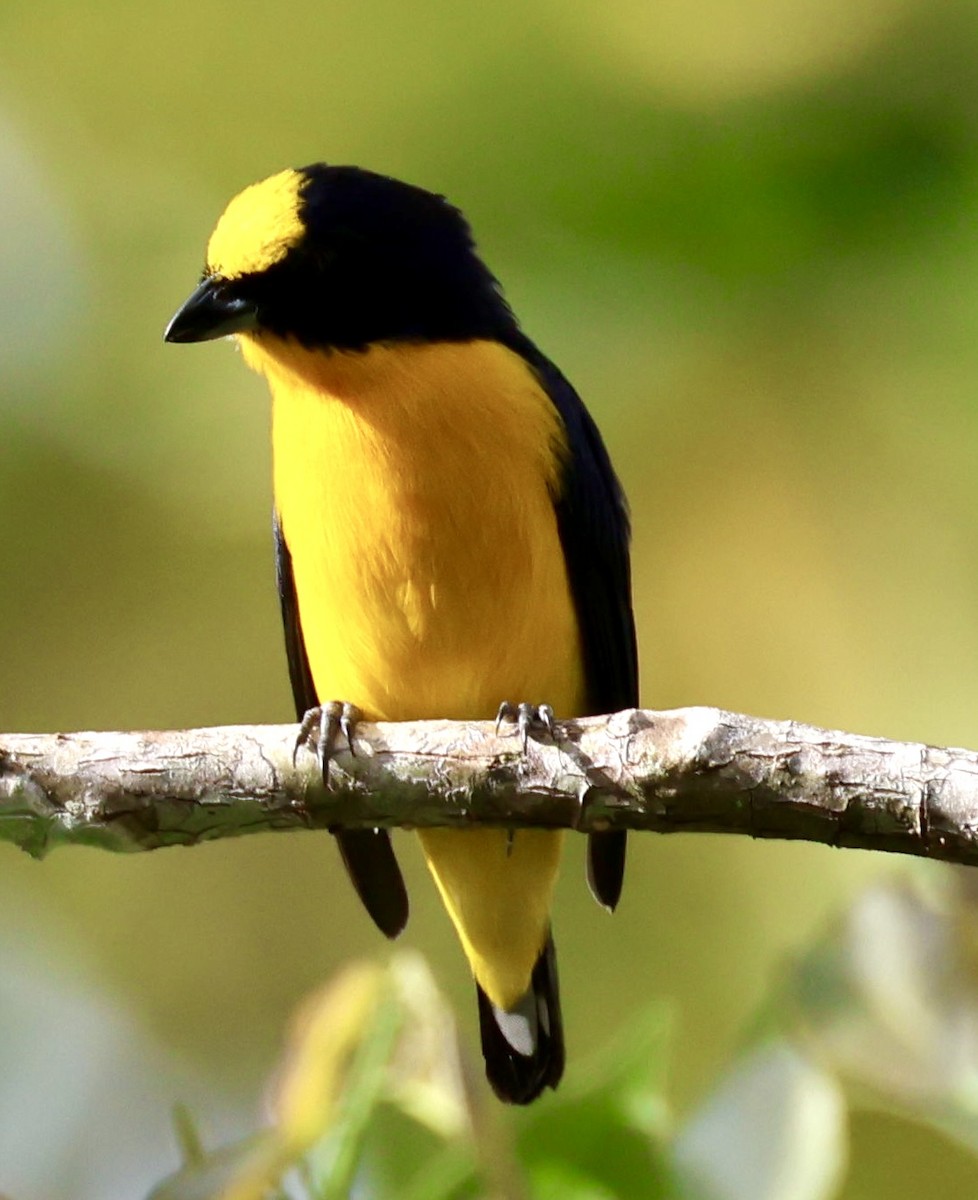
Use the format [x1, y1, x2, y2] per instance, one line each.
[3, 0, 978, 1195]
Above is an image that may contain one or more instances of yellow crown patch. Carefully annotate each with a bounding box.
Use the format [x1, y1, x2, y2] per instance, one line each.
[206, 168, 305, 280]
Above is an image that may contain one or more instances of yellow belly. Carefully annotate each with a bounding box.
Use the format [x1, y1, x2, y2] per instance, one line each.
[245, 334, 585, 1008]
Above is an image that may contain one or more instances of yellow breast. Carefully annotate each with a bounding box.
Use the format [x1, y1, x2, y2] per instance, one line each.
[244, 334, 585, 723]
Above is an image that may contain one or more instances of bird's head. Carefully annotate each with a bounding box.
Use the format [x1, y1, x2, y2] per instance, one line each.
[164, 164, 515, 352]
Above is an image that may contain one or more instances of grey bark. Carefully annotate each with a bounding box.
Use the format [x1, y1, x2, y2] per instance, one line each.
[0, 708, 975, 864]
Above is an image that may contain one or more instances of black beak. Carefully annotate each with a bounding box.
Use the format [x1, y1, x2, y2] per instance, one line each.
[163, 277, 260, 343]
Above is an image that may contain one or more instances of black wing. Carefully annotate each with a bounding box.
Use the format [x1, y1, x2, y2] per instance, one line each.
[274, 515, 409, 938]
[511, 336, 639, 910]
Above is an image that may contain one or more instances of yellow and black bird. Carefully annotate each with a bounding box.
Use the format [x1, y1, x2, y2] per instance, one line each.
[164, 165, 637, 1104]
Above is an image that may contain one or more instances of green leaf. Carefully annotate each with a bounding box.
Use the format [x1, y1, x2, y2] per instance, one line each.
[304, 980, 403, 1200]
[517, 1006, 678, 1200]
[171, 1104, 208, 1169]
[529, 1159, 623, 1200]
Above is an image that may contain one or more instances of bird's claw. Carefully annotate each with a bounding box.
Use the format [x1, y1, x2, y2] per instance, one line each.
[293, 700, 362, 783]
[495, 701, 558, 752]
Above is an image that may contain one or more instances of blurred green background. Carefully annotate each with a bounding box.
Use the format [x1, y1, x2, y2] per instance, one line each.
[3, 0, 978, 1194]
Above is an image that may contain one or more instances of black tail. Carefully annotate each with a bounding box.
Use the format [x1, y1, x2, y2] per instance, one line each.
[476, 932, 564, 1104]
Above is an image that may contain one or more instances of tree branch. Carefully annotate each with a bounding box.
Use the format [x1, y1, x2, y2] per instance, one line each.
[1, 708, 976, 864]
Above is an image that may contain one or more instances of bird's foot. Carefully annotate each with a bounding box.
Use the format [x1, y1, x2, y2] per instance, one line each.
[293, 700, 361, 784]
[495, 701, 559, 753]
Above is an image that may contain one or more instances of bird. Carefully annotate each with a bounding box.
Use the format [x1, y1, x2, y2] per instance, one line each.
[164, 164, 638, 1104]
